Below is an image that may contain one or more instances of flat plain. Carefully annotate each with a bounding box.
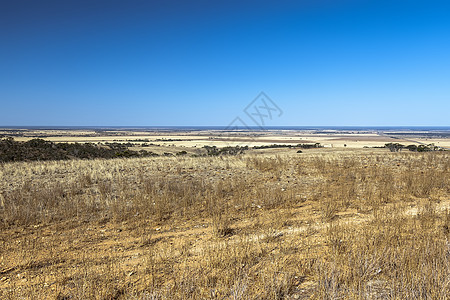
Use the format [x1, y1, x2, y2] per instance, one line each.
[0, 128, 449, 299]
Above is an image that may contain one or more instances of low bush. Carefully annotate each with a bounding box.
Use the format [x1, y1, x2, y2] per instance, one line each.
[0, 138, 157, 162]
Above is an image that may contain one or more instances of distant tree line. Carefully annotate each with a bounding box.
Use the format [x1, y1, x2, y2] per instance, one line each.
[253, 143, 323, 150]
[202, 143, 324, 156]
[0, 138, 159, 162]
[203, 145, 249, 156]
[384, 143, 443, 152]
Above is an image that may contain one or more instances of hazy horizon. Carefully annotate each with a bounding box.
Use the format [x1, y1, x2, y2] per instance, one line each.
[1, 126, 450, 131]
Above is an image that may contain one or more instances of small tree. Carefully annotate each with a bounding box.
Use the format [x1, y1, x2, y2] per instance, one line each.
[385, 143, 404, 152]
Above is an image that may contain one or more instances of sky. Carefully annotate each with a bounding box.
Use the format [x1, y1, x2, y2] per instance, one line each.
[1, 0, 449, 126]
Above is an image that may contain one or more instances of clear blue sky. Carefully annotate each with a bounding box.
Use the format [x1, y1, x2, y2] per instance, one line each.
[1, 0, 449, 126]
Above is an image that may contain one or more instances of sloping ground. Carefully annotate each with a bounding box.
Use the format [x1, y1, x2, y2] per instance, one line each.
[0, 150, 449, 299]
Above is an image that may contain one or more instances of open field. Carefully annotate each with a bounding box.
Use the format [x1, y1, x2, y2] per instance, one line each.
[0, 144, 449, 299]
[4, 1, 450, 299]
[2, 128, 450, 151]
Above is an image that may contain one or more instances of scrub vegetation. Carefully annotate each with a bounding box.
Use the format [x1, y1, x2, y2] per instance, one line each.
[0, 150, 449, 299]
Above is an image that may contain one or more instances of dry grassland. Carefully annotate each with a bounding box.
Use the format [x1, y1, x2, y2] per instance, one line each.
[0, 149, 449, 299]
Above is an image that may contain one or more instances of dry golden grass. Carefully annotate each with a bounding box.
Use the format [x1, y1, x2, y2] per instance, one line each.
[0, 150, 449, 299]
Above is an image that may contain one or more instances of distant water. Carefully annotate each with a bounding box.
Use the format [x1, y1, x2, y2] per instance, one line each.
[2, 126, 449, 131]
